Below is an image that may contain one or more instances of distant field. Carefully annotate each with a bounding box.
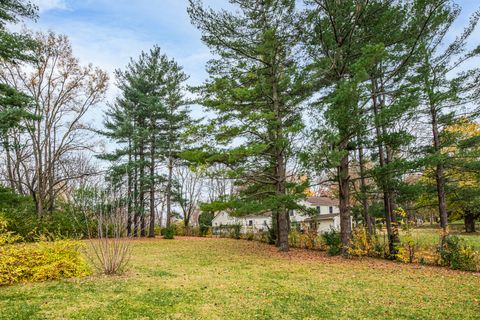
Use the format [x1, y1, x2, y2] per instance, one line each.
[1, 238, 479, 319]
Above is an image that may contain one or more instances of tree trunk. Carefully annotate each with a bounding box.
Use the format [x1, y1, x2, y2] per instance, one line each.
[133, 153, 139, 237]
[271, 210, 278, 246]
[127, 139, 133, 237]
[464, 211, 476, 233]
[371, 78, 398, 256]
[4, 136, 16, 190]
[166, 156, 173, 228]
[358, 143, 372, 236]
[139, 140, 146, 237]
[148, 135, 156, 238]
[430, 106, 448, 236]
[272, 71, 288, 252]
[338, 138, 352, 253]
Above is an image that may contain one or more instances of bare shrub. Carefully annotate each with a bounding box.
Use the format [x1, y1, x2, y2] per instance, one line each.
[79, 187, 132, 275]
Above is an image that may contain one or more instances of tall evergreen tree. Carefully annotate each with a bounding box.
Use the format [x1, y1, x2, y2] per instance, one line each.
[415, 5, 480, 237]
[304, 0, 454, 254]
[101, 46, 191, 237]
[0, 0, 37, 182]
[187, 0, 309, 251]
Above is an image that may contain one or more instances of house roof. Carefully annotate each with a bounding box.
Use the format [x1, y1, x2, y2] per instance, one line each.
[305, 196, 339, 207]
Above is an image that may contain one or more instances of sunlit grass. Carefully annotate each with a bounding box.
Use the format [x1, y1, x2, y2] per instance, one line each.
[0, 238, 479, 319]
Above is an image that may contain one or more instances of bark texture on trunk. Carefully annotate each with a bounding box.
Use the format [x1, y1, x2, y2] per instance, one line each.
[148, 132, 156, 238]
[464, 211, 477, 233]
[430, 106, 448, 235]
[166, 156, 173, 228]
[358, 144, 372, 236]
[338, 138, 352, 252]
[272, 70, 289, 252]
[371, 79, 398, 256]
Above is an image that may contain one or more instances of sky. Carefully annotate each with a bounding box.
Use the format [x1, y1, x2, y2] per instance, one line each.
[26, 0, 480, 127]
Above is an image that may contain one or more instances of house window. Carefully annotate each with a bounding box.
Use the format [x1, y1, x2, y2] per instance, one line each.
[329, 206, 333, 214]
[248, 220, 253, 226]
[289, 209, 294, 216]
[316, 206, 321, 214]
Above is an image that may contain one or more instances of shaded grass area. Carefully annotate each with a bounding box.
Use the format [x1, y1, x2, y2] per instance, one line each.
[1, 238, 479, 319]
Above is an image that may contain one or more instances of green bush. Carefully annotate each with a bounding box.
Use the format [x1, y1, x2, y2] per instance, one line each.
[288, 229, 300, 247]
[438, 235, 478, 271]
[154, 224, 162, 236]
[0, 187, 93, 240]
[265, 225, 276, 245]
[162, 225, 176, 239]
[175, 223, 186, 236]
[199, 212, 214, 237]
[230, 224, 241, 239]
[322, 229, 341, 256]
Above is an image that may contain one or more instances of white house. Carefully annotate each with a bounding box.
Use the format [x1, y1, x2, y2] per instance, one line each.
[212, 196, 340, 234]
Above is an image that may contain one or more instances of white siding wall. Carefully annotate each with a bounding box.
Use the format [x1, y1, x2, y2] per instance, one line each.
[212, 200, 341, 234]
[212, 212, 272, 233]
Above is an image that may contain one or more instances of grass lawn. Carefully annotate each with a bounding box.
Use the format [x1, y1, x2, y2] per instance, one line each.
[407, 228, 480, 250]
[1, 238, 479, 320]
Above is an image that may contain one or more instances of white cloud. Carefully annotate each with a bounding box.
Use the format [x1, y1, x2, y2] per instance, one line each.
[33, 0, 67, 13]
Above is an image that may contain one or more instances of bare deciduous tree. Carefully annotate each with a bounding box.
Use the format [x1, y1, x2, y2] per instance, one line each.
[0, 31, 108, 216]
[174, 164, 204, 233]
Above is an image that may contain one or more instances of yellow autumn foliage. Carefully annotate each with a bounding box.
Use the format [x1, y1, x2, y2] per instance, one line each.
[0, 216, 91, 286]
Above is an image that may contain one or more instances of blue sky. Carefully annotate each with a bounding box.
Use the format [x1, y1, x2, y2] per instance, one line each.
[29, 0, 479, 125]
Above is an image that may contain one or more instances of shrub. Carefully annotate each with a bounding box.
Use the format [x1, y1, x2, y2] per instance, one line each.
[86, 206, 132, 276]
[162, 225, 176, 239]
[244, 231, 254, 241]
[265, 225, 276, 245]
[175, 223, 186, 236]
[288, 229, 300, 247]
[298, 228, 320, 250]
[0, 187, 92, 240]
[230, 224, 241, 239]
[322, 229, 341, 256]
[205, 227, 213, 237]
[0, 240, 91, 286]
[154, 224, 162, 236]
[396, 232, 418, 264]
[0, 214, 23, 245]
[348, 228, 373, 257]
[438, 235, 478, 271]
[199, 212, 214, 237]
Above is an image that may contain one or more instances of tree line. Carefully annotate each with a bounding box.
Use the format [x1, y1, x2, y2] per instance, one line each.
[0, 0, 479, 255]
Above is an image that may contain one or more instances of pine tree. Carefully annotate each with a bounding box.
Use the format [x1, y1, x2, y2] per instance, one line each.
[101, 46, 191, 237]
[415, 6, 480, 237]
[304, 0, 455, 254]
[0, 0, 37, 189]
[187, 0, 309, 251]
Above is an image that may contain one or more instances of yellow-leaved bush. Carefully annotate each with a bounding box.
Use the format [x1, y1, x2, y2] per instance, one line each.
[0, 216, 91, 286]
[347, 228, 375, 257]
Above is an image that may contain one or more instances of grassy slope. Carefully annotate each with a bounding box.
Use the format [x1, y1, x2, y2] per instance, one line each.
[0, 238, 479, 320]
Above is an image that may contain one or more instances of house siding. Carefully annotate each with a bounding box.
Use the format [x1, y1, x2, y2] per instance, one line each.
[211, 197, 341, 235]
